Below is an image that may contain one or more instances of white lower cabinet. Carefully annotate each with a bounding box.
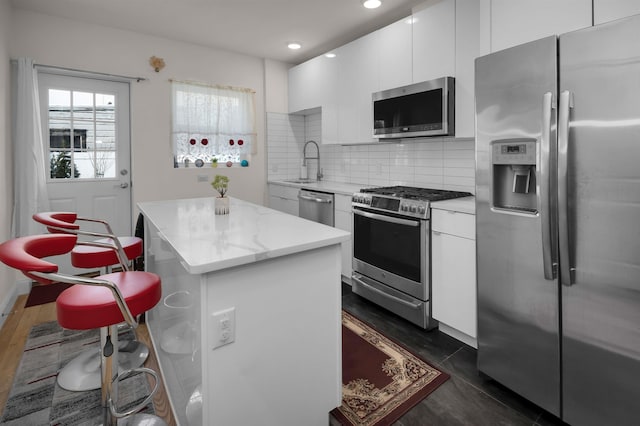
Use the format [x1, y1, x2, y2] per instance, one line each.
[268, 184, 299, 216]
[334, 194, 353, 280]
[431, 208, 477, 346]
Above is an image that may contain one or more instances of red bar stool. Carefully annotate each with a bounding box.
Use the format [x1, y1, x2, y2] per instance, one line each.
[32, 212, 142, 272]
[32, 211, 149, 391]
[0, 234, 166, 426]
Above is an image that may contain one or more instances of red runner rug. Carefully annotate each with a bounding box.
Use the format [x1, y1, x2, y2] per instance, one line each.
[332, 311, 449, 426]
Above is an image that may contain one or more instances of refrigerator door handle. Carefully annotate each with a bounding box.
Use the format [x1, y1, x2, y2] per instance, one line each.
[558, 90, 575, 285]
[540, 91, 557, 280]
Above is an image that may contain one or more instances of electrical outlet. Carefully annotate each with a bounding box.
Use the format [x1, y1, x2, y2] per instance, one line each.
[197, 174, 208, 182]
[211, 307, 235, 349]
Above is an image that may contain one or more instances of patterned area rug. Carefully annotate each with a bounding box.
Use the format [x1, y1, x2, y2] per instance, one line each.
[0, 321, 154, 425]
[332, 311, 449, 426]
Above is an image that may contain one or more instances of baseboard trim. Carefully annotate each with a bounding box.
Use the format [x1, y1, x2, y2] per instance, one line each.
[0, 277, 31, 328]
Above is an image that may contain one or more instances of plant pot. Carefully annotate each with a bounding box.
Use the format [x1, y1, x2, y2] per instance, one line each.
[214, 197, 229, 215]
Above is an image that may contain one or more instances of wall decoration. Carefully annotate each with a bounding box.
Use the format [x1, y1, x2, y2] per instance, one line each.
[149, 56, 166, 72]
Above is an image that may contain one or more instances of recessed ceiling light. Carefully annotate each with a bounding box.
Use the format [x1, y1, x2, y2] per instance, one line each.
[362, 0, 382, 9]
[287, 42, 302, 50]
[325, 53, 336, 58]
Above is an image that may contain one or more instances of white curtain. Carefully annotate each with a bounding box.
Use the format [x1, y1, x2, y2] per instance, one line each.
[11, 58, 50, 237]
[171, 81, 256, 166]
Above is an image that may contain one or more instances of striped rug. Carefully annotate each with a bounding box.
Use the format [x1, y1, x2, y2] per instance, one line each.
[0, 321, 154, 425]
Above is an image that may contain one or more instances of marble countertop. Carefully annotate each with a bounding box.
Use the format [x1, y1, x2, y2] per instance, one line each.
[431, 196, 476, 215]
[268, 179, 369, 196]
[138, 197, 350, 275]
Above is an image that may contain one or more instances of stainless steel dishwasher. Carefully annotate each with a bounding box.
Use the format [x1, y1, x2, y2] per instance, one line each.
[298, 189, 334, 226]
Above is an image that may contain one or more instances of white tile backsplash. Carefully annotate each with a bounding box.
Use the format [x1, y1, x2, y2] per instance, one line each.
[266, 111, 476, 194]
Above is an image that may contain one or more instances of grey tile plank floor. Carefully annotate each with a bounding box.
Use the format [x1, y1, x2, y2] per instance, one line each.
[339, 283, 568, 426]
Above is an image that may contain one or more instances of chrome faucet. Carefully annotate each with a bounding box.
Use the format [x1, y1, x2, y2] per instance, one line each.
[302, 140, 323, 181]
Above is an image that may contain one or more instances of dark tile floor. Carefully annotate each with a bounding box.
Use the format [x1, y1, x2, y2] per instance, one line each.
[339, 282, 569, 426]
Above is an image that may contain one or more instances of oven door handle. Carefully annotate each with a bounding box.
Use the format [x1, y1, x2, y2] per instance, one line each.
[353, 209, 420, 227]
[352, 274, 422, 309]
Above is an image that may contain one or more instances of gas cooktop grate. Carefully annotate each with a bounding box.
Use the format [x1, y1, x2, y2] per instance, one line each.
[360, 186, 472, 202]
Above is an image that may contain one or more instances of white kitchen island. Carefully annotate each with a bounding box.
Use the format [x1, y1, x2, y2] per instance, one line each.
[138, 197, 349, 426]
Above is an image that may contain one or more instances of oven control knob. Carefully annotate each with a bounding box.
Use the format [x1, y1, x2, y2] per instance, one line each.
[418, 206, 426, 214]
[410, 205, 417, 213]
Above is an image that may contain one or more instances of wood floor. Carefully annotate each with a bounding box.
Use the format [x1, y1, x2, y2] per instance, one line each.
[0, 294, 177, 425]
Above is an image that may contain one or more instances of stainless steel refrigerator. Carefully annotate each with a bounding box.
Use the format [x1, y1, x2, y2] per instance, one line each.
[475, 14, 640, 426]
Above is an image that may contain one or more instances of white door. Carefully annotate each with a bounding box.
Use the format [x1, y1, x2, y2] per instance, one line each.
[38, 72, 132, 272]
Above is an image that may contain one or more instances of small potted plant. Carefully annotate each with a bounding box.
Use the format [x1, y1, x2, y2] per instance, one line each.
[211, 174, 230, 214]
[211, 157, 218, 168]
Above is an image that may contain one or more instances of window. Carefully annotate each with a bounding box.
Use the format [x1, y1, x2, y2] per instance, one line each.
[171, 81, 256, 168]
[47, 89, 117, 179]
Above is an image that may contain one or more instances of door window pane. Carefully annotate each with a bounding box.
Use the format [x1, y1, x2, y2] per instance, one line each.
[50, 151, 79, 179]
[47, 88, 119, 180]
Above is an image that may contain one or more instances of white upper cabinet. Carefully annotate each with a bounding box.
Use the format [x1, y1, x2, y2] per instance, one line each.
[412, 0, 456, 84]
[288, 57, 319, 113]
[594, 0, 640, 24]
[288, 55, 337, 114]
[454, 0, 480, 138]
[336, 34, 379, 144]
[377, 17, 413, 91]
[489, 0, 591, 52]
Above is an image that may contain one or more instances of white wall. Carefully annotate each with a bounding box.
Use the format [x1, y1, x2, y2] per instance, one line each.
[10, 8, 277, 211]
[0, 0, 18, 321]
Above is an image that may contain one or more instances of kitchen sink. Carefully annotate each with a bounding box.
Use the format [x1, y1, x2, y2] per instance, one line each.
[283, 178, 317, 184]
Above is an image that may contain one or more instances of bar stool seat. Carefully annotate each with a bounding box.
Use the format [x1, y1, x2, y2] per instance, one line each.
[71, 237, 142, 270]
[57, 271, 160, 330]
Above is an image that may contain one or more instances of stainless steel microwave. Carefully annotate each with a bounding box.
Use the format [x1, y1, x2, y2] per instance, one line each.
[372, 77, 455, 139]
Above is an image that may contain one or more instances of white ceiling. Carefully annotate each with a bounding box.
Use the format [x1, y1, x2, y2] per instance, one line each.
[11, 0, 425, 65]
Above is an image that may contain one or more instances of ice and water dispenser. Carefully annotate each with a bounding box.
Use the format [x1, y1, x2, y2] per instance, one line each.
[491, 139, 538, 213]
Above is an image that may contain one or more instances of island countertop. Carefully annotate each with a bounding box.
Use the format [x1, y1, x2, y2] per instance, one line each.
[138, 196, 350, 275]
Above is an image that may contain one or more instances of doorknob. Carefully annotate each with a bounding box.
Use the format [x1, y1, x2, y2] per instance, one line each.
[117, 182, 129, 189]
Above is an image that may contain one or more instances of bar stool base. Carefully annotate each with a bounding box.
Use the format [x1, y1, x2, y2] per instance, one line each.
[58, 341, 150, 391]
[118, 413, 168, 425]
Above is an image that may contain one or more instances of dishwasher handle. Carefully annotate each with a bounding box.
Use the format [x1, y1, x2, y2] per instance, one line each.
[298, 193, 333, 204]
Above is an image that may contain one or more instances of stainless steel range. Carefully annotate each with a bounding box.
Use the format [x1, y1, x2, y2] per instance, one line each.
[351, 186, 471, 329]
